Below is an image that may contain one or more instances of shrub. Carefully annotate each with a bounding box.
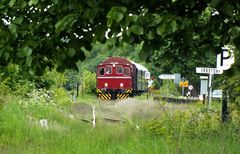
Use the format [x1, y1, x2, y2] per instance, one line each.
[52, 88, 72, 106]
[82, 70, 96, 94]
[145, 106, 222, 141]
[43, 68, 67, 89]
[158, 80, 180, 97]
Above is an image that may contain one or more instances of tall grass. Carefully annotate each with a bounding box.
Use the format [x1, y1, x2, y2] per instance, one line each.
[0, 98, 240, 154]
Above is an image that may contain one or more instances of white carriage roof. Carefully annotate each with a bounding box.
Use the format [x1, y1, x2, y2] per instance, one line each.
[130, 61, 148, 72]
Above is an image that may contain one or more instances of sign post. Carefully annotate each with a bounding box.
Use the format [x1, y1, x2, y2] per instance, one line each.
[196, 67, 223, 107]
[145, 72, 151, 99]
[179, 77, 188, 96]
[187, 85, 193, 98]
[208, 74, 213, 106]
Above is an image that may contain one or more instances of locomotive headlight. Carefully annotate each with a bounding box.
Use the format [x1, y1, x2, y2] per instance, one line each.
[104, 83, 108, 88]
[120, 83, 124, 88]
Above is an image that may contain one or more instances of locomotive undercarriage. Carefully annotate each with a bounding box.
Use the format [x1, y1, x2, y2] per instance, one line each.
[97, 89, 133, 100]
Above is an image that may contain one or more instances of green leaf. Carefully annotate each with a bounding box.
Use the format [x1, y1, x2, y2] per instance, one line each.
[13, 17, 23, 25]
[4, 52, 10, 61]
[126, 15, 138, 23]
[221, 34, 230, 44]
[141, 42, 152, 60]
[22, 46, 32, 57]
[94, 26, 106, 41]
[26, 56, 32, 67]
[83, 9, 96, 24]
[122, 34, 135, 43]
[107, 6, 127, 26]
[29, 66, 36, 75]
[146, 30, 155, 40]
[52, 0, 58, 4]
[18, 46, 32, 57]
[169, 20, 177, 32]
[68, 48, 76, 57]
[28, 0, 39, 6]
[8, 24, 17, 34]
[81, 47, 90, 59]
[154, 14, 163, 25]
[120, 19, 130, 27]
[9, 0, 16, 7]
[111, 6, 127, 13]
[55, 14, 78, 33]
[19, 0, 27, 8]
[157, 23, 166, 35]
[210, 0, 221, 7]
[0, 49, 3, 57]
[107, 18, 113, 27]
[130, 25, 144, 35]
[228, 26, 240, 39]
[113, 12, 124, 23]
[55, 20, 67, 33]
[87, 0, 97, 8]
[27, 40, 38, 48]
[126, 28, 131, 36]
[222, 3, 234, 16]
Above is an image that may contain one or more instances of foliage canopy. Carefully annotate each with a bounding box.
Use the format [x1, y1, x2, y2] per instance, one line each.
[1, 0, 240, 104]
[0, 0, 239, 74]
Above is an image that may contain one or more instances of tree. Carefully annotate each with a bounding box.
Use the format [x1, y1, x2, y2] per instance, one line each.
[1, 1, 240, 104]
[1, 0, 239, 74]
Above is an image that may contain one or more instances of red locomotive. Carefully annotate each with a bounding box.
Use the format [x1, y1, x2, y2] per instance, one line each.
[96, 57, 149, 100]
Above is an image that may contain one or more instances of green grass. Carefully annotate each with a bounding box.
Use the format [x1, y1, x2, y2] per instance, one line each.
[0, 98, 240, 154]
[75, 93, 98, 104]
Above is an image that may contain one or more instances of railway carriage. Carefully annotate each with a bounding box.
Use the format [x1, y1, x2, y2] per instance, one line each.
[96, 57, 148, 100]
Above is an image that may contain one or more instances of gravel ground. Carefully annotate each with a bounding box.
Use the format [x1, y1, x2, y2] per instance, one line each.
[69, 98, 189, 122]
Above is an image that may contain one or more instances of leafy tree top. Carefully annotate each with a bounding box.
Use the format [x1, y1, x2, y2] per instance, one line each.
[0, 0, 239, 75]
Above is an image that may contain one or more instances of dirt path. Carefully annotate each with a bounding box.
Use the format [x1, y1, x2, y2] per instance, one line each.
[70, 98, 190, 122]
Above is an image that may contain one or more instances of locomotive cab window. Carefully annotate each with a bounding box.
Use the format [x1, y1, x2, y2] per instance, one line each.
[116, 65, 123, 74]
[105, 65, 112, 74]
[99, 67, 104, 75]
[124, 67, 130, 75]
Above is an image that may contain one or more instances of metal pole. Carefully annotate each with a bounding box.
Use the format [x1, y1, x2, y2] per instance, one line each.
[146, 79, 149, 100]
[146, 87, 148, 99]
[207, 74, 213, 107]
[222, 89, 229, 122]
[203, 94, 206, 105]
[76, 82, 79, 97]
[81, 80, 84, 96]
[182, 87, 184, 96]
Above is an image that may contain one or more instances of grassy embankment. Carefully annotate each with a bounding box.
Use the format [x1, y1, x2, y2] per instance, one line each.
[1, 94, 240, 154]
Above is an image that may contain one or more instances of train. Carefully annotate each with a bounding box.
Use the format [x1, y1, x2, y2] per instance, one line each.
[96, 56, 149, 100]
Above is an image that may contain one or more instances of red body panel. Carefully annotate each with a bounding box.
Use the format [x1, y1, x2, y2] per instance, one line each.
[96, 57, 133, 91]
[97, 77, 132, 90]
[97, 63, 132, 90]
[96, 57, 148, 97]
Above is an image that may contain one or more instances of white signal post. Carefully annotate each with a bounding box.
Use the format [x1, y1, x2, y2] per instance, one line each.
[196, 67, 223, 107]
[145, 72, 151, 99]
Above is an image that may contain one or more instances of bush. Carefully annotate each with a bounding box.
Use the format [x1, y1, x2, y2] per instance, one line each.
[43, 68, 67, 89]
[158, 80, 180, 97]
[52, 88, 72, 106]
[82, 70, 96, 94]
